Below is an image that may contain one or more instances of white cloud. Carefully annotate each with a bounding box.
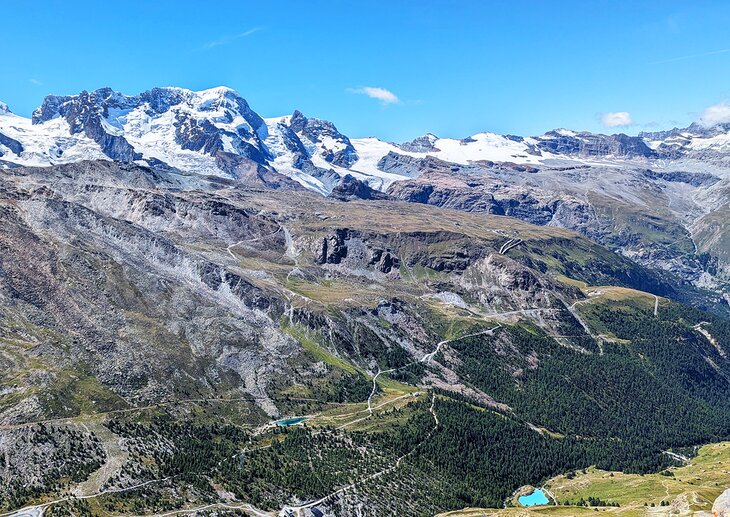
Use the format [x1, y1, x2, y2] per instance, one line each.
[29, 78, 42, 86]
[698, 102, 730, 128]
[202, 27, 262, 50]
[601, 111, 633, 128]
[348, 86, 400, 105]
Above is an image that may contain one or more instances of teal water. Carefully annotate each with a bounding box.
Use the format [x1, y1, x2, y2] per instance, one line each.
[518, 489, 549, 506]
[275, 417, 307, 427]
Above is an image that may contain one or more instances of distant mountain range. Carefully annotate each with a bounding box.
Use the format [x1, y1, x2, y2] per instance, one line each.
[2, 86, 730, 192]
[1, 86, 729, 297]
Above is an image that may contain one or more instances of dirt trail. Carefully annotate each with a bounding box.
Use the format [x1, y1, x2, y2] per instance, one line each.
[340, 325, 500, 430]
[149, 502, 272, 517]
[226, 226, 282, 261]
[0, 395, 330, 431]
[498, 238, 523, 255]
[421, 327, 501, 364]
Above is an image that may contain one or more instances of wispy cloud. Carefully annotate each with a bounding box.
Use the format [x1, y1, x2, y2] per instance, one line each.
[201, 27, 262, 50]
[601, 112, 634, 128]
[651, 48, 730, 65]
[347, 86, 400, 105]
[698, 102, 730, 128]
[29, 78, 43, 86]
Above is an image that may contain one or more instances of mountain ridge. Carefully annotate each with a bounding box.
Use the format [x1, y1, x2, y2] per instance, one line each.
[1, 85, 730, 298]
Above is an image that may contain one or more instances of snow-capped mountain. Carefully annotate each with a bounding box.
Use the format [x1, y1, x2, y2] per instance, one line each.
[3, 85, 730, 195]
[0, 86, 369, 194]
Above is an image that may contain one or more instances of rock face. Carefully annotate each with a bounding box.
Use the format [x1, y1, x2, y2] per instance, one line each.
[640, 169, 720, 187]
[397, 133, 440, 153]
[287, 110, 358, 168]
[386, 162, 589, 227]
[714, 488, 730, 517]
[329, 174, 391, 201]
[214, 151, 303, 190]
[315, 229, 350, 265]
[0, 132, 24, 157]
[535, 130, 658, 158]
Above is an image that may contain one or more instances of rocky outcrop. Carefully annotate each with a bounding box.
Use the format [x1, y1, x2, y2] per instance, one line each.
[714, 488, 730, 517]
[378, 152, 460, 179]
[314, 229, 350, 265]
[396, 133, 440, 153]
[329, 174, 391, 201]
[640, 168, 720, 187]
[288, 110, 358, 168]
[0, 132, 23, 157]
[215, 151, 302, 189]
[535, 130, 657, 158]
[311, 229, 406, 275]
[368, 248, 400, 273]
[386, 169, 567, 226]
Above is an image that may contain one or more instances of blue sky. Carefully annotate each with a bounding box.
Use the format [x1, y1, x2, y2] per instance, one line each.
[2, 0, 730, 140]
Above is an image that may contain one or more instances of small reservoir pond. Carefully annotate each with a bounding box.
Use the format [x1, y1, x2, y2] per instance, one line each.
[275, 417, 308, 427]
[518, 489, 549, 506]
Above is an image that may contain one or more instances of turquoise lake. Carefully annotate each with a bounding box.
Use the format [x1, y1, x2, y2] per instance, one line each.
[518, 489, 549, 506]
[275, 417, 307, 427]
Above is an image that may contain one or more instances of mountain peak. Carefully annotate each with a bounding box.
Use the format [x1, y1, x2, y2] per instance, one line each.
[283, 109, 357, 168]
[0, 101, 9, 115]
[198, 85, 238, 96]
[398, 132, 441, 153]
[31, 87, 131, 125]
[190, 86, 247, 104]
